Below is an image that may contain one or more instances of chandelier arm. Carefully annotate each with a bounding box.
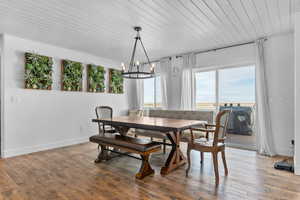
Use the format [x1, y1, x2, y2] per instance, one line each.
[129, 37, 139, 72]
[139, 38, 151, 65]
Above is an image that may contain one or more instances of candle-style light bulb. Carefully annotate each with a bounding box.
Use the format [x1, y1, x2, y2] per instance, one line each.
[136, 61, 140, 66]
[121, 62, 125, 71]
[151, 63, 155, 72]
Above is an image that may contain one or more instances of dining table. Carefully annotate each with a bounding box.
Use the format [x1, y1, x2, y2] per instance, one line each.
[92, 116, 207, 175]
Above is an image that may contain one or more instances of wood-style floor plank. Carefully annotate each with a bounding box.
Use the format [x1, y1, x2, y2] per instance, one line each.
[0, 142, 299, 200]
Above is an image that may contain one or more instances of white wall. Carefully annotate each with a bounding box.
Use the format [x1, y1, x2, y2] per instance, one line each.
[294, 10, 300, 175]
[1, 34, 131, 157]
[195, 43, 256, 68]
[0, 34, 4, 156]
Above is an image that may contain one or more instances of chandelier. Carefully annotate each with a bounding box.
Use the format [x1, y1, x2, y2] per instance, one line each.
[121, 26, 155, 79]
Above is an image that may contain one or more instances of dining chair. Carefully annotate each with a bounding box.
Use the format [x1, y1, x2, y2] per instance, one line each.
[186, 109, 231, 185]
[95, 106, 117, 135]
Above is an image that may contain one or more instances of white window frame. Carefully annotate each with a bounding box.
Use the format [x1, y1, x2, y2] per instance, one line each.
[193, 62, 256, 111]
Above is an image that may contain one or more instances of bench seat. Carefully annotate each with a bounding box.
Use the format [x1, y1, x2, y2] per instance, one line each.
[90, 134, 161, 153]
[89, 134, 161, 179]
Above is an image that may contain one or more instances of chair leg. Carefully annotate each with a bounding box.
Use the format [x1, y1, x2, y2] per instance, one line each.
[212, 152, 219, 185]
[163, 139, 166, 154]
[186, 147, 191, 177]
[135, 154, 154, 179]
[221, 151, 228, 176]
[200, 152, 204, 164]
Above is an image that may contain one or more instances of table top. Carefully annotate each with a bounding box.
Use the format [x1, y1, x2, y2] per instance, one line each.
[92, 116, 207, 132]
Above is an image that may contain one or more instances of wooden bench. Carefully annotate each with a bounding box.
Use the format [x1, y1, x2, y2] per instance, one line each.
[89, 134, 161, 179]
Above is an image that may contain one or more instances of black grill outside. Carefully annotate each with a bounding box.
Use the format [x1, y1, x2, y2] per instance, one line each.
[220, 105, 254, 135]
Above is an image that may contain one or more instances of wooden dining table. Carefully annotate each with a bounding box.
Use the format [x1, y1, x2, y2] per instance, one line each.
[92, 116, 207, 175]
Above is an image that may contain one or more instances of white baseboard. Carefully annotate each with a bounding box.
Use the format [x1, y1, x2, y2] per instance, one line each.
[275, 147, 293, 157]
[226, 142, 256, 151]
[2, 136, 89, 158]
[226, 143, 293, 157]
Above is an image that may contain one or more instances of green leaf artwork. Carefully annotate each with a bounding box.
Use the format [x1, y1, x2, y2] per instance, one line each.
[109, 69, 124, 94]
[87, 64, 106, 93]
[61, 60, 83, 91]
[24, 52, 53, 90]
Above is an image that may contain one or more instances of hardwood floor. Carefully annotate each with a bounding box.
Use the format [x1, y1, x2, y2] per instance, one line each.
[0, 142, 299, 200]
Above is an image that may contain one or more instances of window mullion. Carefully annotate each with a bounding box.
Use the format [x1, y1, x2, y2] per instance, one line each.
[154, 77, 156, 108]
[216, 70, 219, 112]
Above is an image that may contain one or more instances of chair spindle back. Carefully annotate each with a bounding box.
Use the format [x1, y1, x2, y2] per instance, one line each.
[213, 110, 231, 146]
[95, 106, 113, 135]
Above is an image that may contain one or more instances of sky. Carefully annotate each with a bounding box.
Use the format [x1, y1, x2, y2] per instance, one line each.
[196, 65, 255, 103]
[144, 76, 161, 104]
[144, 65, 255, 104]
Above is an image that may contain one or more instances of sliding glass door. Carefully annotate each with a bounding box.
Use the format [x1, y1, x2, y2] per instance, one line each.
[195, 65, 256, 150]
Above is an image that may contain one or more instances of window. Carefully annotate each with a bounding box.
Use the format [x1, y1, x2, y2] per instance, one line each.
[144, 76, 161, 108]
[195, 65, 255, 110]
[219, 66, 255, 107]
[195, 71, 216, 110]
[155, 76, 162, 107]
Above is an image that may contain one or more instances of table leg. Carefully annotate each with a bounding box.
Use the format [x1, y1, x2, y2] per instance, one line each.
[94, 125, 130, 163]
[95, 145, 110, 163]
[160, 131, 186, 175]
[135, 154, 155, 179]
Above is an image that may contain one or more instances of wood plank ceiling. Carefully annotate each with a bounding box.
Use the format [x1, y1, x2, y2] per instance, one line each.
[0, 0, 296, 62]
